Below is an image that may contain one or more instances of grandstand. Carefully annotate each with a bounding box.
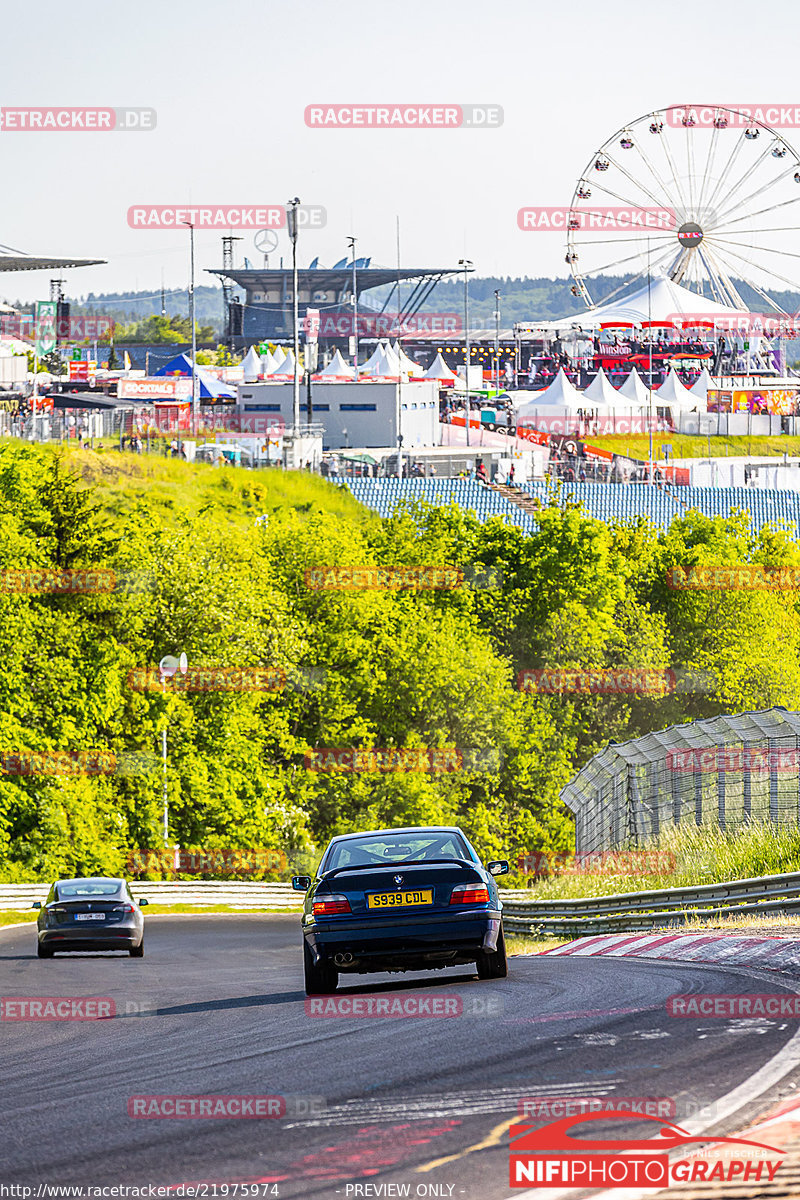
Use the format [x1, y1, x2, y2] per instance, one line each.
[343, 478, 800, 538]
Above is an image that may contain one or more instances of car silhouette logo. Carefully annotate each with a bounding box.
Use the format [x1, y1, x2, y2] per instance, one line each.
[509, 1112, 781, 1156]
[393, 875, 404, 886]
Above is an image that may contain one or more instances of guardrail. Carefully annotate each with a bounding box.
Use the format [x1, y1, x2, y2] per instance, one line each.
[5, 874, 799, 935]
[500, 870, 800, 937]
[0, 882, 536, 911]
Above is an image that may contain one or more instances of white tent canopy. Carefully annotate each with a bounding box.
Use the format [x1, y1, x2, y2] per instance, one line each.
[241, 346, 262, 380]
[391, 339, 422, 375]
[272, 349, 296, 377]
[360, 342, 400, 377]
[581, 367, 620, 406]
[317, 349, 355, 379]
[617, 366, 652, 406]
[271, 345, 287, 369]
[260, 349, 276, 376]
[657, 368, 698, 408]
[423, 351, 458, 381]
[516, 368, 586, 418]
[689, 366, 715, 400]
[549, 274, 750, 331]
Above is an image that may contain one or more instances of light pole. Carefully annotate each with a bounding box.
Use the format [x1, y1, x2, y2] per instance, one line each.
[647, 237, 653, 485]
[181, 221, 198, 436]
[348, 236, 358, 380]
[459, 259, 473, 446]
[158, 652, 187, 846]
[494, 289, 501, 399]
[287, 198, 301, 436]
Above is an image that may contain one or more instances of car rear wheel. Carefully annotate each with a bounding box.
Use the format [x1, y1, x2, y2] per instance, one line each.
[476, 926, 507, 979]
[129, 941, 144, 958]
[37, 943, 53, 959]
[303, 940, 338, 995]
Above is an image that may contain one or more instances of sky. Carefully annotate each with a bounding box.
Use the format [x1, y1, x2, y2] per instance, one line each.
[4, 0, 800, 312]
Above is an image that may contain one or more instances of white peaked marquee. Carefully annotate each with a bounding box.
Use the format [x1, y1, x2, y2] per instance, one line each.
[260, 349, 276, 376]
[272, 349, 296, 377]
[423, 352, 458, 381]
[617, 366, 652, 406]
[657, 368, 698, 407]
[241, 346, 262, 380]
[689, 366, 715, 400]
[549, 274, 751, 330]
[271, 345, 287, 369]
[317, 349, 355, 379]
[581, 367, 620, 406]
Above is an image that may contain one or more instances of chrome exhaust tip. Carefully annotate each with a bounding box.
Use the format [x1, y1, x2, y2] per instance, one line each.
[334, 951, 353, 965]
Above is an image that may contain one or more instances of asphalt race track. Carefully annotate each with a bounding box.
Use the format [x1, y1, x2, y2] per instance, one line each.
[2, 914, 799, 1199]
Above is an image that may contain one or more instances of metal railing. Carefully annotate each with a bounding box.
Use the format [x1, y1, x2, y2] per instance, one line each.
[6, 875, 799, 938]
[500, 870, 800, 937]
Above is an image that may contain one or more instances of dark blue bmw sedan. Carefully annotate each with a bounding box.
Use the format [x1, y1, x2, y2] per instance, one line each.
[293, 826, 509, 994]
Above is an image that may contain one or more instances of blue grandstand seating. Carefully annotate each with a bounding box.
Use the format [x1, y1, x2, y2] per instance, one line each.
[342, 478, 800, 538]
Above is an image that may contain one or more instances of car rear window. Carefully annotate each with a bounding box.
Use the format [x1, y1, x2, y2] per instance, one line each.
[325, 833, 470, 871]
[56, 882, 122, 898]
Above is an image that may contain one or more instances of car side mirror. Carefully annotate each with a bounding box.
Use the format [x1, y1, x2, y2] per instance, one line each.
[292, 876, 312, 891]
[487, 860, 509, 876]
[139, 898, 149, 907]
[32, 901, 42, 909]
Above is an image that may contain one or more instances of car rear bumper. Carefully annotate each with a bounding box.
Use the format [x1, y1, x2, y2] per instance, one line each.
[39, 926, 141, 951]
[305, 909, 502, 970]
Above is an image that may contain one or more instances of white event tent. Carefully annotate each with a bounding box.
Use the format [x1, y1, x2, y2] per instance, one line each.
[689, 366, 715, 401]
[317, 349, 355, 380]
[260, 349, 276, 376]
[241, 346, 262, 380]
[272, 349, 296, 377]
[581, 367, 620, 406]
[548, 274, 751, 331]
[657, 368, 698, 408]
[616, 366, 652, 406]
[423, 352, 458, 382]
[360, 342, 400, 377]
[271, 345, 287, 369]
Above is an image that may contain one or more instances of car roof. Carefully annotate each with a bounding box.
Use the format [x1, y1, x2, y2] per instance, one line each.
[55, 877, 125, 887]
[328, 826, 467, 843]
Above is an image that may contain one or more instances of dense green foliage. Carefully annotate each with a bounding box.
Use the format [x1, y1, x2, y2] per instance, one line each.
[2, 444, 800, 883]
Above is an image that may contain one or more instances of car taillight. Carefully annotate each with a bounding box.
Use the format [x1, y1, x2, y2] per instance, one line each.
[312, 895, 352, 916]
[450, 883, 490, 905]
[111, 904, 135, 913]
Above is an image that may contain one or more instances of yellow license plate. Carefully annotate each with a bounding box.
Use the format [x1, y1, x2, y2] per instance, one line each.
[367, 889, 433, 909]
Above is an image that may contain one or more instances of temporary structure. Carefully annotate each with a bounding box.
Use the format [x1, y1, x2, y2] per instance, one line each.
[271, 345, 287, 369]
[360, 342, 400, 377]
[657, 368, 699, 408]
[617, 366, 652, 406]
[260, 349, 276, 376]
[688, 366, 715, 400]
[548, 274, 751, 331]
[423, 352, 458, 381]
[271, 349, 296, 377]
[391, 339, 422, 376]
[317, 349, 355, 379]
[581, 367, 620, 406]
[241, 346, 262, 380]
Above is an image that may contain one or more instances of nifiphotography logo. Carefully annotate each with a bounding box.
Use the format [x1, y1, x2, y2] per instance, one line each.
[508, 1110, 783, 1188]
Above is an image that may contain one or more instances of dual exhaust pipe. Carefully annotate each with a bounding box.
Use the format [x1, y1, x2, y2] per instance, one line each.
[334, 951, 354, 965]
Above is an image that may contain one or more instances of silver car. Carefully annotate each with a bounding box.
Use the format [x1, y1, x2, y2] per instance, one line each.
[34, 877, 148, 958]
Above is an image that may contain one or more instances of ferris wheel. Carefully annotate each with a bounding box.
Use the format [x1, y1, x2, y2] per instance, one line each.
[566, 105, 800, 315]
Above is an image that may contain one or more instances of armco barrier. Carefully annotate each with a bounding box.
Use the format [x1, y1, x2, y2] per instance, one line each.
[5, 873, 800, 932]
[0, 881, 534, 911]
[500, 870, 800, 937]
